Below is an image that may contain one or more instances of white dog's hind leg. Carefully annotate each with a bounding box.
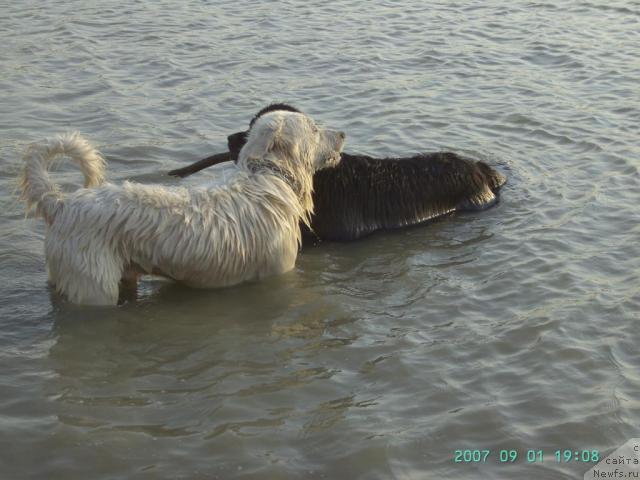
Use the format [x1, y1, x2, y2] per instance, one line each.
[62, 273, 119, 306]
[45, 238, 122, 306]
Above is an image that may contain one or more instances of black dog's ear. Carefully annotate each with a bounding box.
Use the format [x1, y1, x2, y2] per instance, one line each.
[227, 130, 249, 156]
[250, 103, 301, 127]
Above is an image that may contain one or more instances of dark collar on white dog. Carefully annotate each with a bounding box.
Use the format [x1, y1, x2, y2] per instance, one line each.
[249, 163, 301, 195]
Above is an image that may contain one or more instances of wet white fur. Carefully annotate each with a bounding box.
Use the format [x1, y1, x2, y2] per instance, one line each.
[20, 111, 344, 305]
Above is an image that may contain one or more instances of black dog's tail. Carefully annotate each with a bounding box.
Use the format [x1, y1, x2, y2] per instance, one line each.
[476, 161, 507, 192]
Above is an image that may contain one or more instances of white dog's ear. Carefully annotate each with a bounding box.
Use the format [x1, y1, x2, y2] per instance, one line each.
[239, 117, 283, 162]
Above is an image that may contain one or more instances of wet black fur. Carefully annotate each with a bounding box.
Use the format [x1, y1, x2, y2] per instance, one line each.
[309, 151, 505, 241]
[168, 103, 507, 242]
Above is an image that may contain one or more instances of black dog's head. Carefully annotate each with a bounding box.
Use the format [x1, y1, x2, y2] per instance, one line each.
[228, 103, 301, 157]
[166, 103, 303, 179]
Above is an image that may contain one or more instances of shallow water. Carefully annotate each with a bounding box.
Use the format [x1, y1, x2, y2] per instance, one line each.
[1, 1, 639, 479]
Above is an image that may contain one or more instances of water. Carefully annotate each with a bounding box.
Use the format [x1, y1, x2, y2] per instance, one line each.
[1, 1, 639, 478]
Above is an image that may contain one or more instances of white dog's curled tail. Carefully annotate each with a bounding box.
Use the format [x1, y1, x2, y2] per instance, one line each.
[20, 132, 106, 223]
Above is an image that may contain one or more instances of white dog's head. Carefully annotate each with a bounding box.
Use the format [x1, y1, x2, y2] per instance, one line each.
[239, 110, 345, 173]
[237, 110, 345, 219]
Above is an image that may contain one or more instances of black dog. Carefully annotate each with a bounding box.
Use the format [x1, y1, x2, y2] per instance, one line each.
[169, 104, 507, 242]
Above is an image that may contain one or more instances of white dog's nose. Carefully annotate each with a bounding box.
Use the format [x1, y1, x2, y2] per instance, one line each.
[338, 131, 346, 140]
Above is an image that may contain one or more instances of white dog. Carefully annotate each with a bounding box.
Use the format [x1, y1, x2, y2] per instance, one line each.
[20, 111, 345, 305]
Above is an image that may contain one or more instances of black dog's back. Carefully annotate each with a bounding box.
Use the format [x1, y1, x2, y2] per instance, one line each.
[308, 152, 506, 241]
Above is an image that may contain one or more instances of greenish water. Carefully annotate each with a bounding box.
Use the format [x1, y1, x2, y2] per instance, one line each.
[1, 1, 639, 478]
